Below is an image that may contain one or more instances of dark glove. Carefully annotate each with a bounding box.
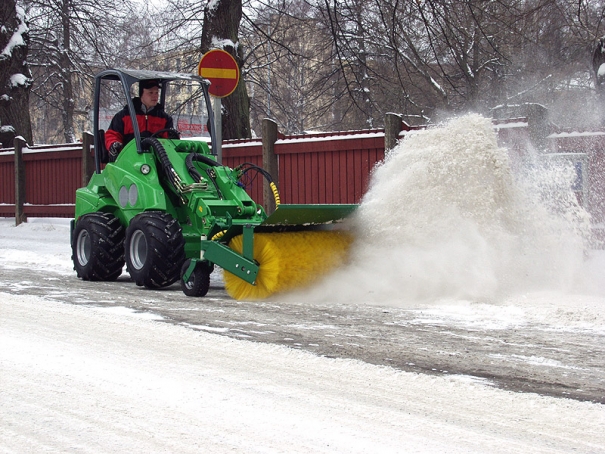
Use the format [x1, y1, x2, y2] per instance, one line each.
[108, 142, 123, 159]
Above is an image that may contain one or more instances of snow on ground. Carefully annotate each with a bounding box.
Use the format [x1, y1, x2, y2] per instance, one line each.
[1, 220, 605, 452]
[2, 289, 604, 454]
[0, 217, 74, 275]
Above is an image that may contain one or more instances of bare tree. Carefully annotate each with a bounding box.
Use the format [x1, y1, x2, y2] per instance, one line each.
[155, 0, 251, 139]
[0, 0, 33, 146]
[314, 0, 605, 127]
[20, 0, 605, 146]
[243, 0, 347, 134]
[152, 0, 605, 132]
[24, 0, 134, 143]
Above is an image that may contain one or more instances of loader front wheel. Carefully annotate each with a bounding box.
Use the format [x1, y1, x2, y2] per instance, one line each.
[180, 259, 212, 297]
[125, 212, 185, 288]
[72, 212, 125, 281]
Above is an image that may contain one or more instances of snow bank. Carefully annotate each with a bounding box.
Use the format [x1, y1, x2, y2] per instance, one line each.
[0, 217, 73, 275]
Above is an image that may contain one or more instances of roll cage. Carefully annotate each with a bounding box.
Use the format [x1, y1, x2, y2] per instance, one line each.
[92, 68, 216, 174]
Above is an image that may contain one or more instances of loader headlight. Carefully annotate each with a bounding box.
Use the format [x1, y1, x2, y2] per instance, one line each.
[129, 184, 138, 206]
[140, 164, 151, 175]
[118, 184, 138, 207]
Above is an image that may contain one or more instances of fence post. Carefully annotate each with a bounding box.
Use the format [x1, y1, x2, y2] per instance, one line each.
[385, 112, 403, 153]
[82, 132, 95, 186]
[525, 103, 550, 152]
[262, 118, 279, 214]
[14, 136, 27, 225]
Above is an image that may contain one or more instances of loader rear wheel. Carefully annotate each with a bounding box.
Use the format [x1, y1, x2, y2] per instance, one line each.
[72, 212, 125, 281]
[125, 211, 185, 289]
[180, 259, 212, 297]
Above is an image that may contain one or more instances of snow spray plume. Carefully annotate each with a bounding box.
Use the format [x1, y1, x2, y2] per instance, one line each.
[292, 114, 594, 305]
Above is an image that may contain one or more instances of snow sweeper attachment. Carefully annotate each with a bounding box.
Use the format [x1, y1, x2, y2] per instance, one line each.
[71, 69, 357, 300]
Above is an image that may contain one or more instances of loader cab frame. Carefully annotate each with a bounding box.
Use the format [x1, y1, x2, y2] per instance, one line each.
[92, 68, 216, 174]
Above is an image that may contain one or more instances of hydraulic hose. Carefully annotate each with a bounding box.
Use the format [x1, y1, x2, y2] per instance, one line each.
[185, 152, 219, 183]
[211, 230, 227, 241]
[235, 162, 281, 207]
[142, 137, 181, 192]
[270, 182, 281, 207]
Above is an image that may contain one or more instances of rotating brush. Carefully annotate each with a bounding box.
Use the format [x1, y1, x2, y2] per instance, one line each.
[224, 230, 354, 300]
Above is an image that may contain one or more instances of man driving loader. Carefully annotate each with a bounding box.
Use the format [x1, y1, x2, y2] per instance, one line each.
[105, 79, 174, 160]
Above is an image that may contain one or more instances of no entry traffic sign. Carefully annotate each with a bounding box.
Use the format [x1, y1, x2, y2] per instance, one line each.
[198, 49, 240, 98]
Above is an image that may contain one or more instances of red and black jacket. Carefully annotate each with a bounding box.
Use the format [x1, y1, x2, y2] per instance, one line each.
[105, 97, 173, 149]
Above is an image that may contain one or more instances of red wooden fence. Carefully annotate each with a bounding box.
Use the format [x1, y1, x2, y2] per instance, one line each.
[0, 117, 534, 219]
[547, 131, 605, 225]
[0, 143, 83, 218]
[275, 131, 385, 204]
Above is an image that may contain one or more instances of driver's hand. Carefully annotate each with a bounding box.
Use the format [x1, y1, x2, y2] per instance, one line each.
[108, 142, 123, 159]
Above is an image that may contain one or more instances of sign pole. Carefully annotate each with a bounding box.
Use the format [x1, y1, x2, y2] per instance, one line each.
[213, 96, 222, 163]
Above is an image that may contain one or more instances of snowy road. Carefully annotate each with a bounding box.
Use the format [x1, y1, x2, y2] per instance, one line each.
[1, 220, 605, 452]
[3, 292, 605, 453]
[2, 264, 605, 405]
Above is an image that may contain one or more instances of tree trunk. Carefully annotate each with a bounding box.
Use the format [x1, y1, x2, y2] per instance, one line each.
[61, 0, 75, 143]
[0, 0, 33, 147]
[201, 0, 251, 140]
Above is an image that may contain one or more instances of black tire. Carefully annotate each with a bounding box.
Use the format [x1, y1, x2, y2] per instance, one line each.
[180, 259, 212, 297]
[72, 212, 125, 281]
[125, 211, 185, 288]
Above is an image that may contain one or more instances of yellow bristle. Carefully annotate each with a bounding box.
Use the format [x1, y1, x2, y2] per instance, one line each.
[223, 230, 353, 300]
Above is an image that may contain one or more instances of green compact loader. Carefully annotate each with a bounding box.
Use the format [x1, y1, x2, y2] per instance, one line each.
[71, 69, 356, 300]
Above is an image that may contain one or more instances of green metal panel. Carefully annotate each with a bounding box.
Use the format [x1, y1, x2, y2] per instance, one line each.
[201, 240, 259, 285]
[261, 204, 358, 226]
